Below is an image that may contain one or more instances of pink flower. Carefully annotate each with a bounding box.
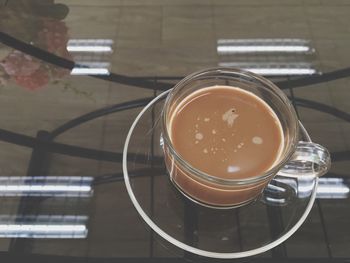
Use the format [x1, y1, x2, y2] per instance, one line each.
[0, 51, 40, 76]
[14, 67, 49, 91]
[38, 18, 69, 53]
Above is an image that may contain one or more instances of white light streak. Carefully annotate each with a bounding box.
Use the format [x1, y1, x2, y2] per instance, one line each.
[217, 38, 313, 54]
[0, 176, 93, 197]
[0, 224, 86, 233]
[67, 46, 112, 52]
[0, 185, 91, 192]
[71, 68, 110, 75]
[67, 39, 113, 53]
[0, 215, 88, 238]
[217, 45, 310, 53]
[217, 63, 317, 76]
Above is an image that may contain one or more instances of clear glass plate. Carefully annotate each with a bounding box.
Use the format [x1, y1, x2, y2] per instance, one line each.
[123, 90, 318, 259]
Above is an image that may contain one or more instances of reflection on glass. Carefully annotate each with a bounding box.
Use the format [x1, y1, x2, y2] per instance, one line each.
[67, 39, 113, 52]
[71, 68, 110, 75]
[275, 177, 350, 200]
[0, 176, 93, 197]
[217, 62, 316, 76]
[315, 177, 349, 199]
[71, 62, 110, 75]
[264, 196, 287, 204]
[0, 215, 88, 238]
[217, 39, 314, 54]
[217, 38, 317, 76]
[0, 14, 72, 91]
[67, 39, 113, 75]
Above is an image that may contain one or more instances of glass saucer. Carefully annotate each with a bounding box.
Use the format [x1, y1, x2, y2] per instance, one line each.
[123, 90, 318, 259]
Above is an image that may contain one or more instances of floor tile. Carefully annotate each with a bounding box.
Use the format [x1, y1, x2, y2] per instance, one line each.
[306, 6, 350, 40]
[293, 83, 340, 123]
[117, 6, 162, 49]
[162, 6, 214, 48]
[87, 181, 151, 257]
[319, 199, 350, 257]
[64, 6, 120, 38]
[285, 204, 329, 257]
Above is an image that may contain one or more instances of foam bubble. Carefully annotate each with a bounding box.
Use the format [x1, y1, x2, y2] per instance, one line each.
[212, 129, 217, 134]
[222, 108, 239, 127]
[227, 165, 240, 173]
[252, 136, 263, 145]
[204, 118, 210, 122]
[203, 148, 208, 154]
[195, 133, 203, 140]
[237, 142, 244, 149]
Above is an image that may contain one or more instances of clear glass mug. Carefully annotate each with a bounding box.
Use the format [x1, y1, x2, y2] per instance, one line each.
[161, 68, 331, 208]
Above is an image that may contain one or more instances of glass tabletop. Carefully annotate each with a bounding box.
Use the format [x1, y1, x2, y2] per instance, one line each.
[0, 0, 349, 262]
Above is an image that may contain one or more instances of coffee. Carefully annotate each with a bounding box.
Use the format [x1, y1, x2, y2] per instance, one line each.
[169, 85, 283, 180]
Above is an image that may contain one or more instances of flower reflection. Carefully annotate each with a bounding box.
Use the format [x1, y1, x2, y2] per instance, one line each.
[0, 18, 71, 91]
[38, 18, 69, 53]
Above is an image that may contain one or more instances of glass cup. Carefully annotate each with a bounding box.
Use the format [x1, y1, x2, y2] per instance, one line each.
[161, 68, 331, 208]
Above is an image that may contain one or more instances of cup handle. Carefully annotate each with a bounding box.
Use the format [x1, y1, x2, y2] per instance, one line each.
[278, 141, 331, 178]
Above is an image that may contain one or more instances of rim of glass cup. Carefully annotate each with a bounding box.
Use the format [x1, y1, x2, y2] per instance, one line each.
[161, 67, 299, 186]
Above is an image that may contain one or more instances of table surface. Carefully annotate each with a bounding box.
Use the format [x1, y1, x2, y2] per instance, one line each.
[0, 0, 350, 262]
